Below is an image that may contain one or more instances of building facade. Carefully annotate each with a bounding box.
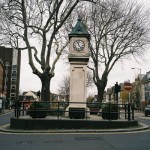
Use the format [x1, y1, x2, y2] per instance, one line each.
[0, 61, 4, 94]
[0, 46, 21, 107]
[142, 72, 150, 102]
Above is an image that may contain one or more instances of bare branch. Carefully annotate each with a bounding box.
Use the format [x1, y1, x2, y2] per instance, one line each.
[51, 40, 69, 74]
[86, 0, 150, 101]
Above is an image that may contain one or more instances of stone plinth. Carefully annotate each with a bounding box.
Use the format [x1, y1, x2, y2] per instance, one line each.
[65, 58, 90, 118]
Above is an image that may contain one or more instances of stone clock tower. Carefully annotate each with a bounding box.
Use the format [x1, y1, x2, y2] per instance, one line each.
[67, 18, 90, 118]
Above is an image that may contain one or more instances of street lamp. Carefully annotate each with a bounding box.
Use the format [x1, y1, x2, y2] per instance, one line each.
[131, 68, 141, 77]
[131, 67, 142, 107]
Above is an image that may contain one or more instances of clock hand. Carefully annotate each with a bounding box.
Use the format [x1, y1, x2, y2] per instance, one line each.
[77, 41, 81, 47]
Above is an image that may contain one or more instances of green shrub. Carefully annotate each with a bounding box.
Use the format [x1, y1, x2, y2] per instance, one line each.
[102, 103, 119, 120]
[28, 102, 49, 118]
[102, 103, 119, 111]
[87, 102, 101, 108]
[48, 106, 65, 116]
[87, 102, 101, 114]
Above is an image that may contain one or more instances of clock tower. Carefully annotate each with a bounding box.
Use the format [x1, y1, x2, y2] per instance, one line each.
[66, 18, 90, 118]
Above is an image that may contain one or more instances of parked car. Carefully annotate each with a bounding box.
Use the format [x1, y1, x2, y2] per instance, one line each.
[144, 105, 150, 116]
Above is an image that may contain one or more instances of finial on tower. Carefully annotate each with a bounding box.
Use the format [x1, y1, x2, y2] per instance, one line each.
[77, 12, 82, 21]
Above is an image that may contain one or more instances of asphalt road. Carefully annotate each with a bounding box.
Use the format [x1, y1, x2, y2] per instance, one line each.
[134, 111, 150, 126]
[1, 130, 150, 150]
[0, 110, 14, 126]
[0, 111, 150, 150]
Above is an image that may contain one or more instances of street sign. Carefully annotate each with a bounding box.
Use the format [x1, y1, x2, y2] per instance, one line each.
[124, 82, 132, 91]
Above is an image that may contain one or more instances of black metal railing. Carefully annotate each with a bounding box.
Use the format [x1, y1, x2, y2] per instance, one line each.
[14, 101, 135, 121]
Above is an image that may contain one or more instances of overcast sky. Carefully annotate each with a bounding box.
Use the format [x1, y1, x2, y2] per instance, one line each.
[19, 0, 150, 95]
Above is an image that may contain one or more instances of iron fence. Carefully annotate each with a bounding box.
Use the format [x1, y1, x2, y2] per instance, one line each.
[14, 101, 135, 121]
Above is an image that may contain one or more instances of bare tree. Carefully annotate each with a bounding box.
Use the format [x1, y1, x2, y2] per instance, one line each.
[58, 75, 70, 101]
[87, 71, 94, 87]
[84, 0, 150, 102]
[0, 0, 96, 101]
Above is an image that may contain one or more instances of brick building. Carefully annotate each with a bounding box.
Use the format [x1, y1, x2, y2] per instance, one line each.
[0, 46, 21, 107]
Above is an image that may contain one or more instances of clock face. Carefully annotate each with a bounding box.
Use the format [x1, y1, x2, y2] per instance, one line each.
[73, 40, 85, 51]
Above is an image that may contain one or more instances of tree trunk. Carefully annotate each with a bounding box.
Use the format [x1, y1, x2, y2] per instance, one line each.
[97, 84, 105, 103]
[96, 75, 108, 103]
[40, 72, 51, 101]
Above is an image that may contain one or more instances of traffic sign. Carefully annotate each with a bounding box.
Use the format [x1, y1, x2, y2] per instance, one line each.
[124, 82, 132, 91]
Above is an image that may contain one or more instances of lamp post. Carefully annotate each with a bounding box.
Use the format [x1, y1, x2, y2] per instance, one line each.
[131, 68, 141, 77]
[131, 68, 142, 108]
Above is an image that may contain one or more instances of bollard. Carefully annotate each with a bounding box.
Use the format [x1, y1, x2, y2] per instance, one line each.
[57, 101, 60, 119]
[132, 104, 134, 120]
[15, 101, 17, 117]
[23, 102, 25, 116]
[109, 102, 111, 121]
[128, 103, 131, 121]
[125, 104, 127, 119]
[16, 101, 19, 119]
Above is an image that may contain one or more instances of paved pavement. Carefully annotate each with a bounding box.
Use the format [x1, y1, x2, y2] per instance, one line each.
[0, 109, 13, 115]
[0, 110, 149, 133]
[0, 122, 149, 134]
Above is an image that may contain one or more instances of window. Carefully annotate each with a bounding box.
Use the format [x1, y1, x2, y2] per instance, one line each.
[12, 65, 17, 70]
[5, 69, 8, 74]
[11, 93, 16, 97]
[6, 62, 9, 66]
[11, 78, 17, 81]
[11, 97, 15, 101]
[147, 73, 150, 79]
[11, 80, 16, 85]
[11, 77, 17, 81]
[12, 73, 17, 77]
[11, 89, 16, 93]
[12, 78, 16, 81]
[11, 85, 16, 89]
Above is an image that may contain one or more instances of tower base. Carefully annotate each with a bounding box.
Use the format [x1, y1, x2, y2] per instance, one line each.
[65, 106, 90, 119]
